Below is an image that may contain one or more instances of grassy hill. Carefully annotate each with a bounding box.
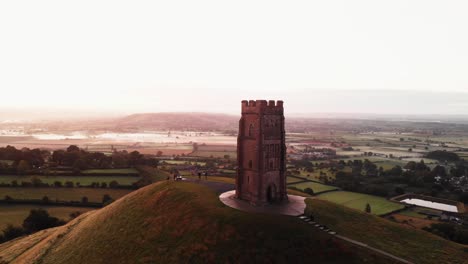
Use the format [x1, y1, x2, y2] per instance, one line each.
[305, 199, 468, 264]
[0, 182, 393, 264]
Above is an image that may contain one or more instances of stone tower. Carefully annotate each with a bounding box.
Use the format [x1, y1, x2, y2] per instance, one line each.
[236, 100, 287, 205]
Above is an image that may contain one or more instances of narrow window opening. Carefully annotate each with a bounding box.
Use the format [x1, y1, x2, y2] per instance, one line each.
[248, 124, 254, 137]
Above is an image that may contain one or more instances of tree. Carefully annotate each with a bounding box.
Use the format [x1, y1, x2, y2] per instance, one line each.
[67, 145, 80, 152]
[426, 150, 460, 162]
[156, 150, 163, 157]
[394, 186, 405, 195]
[16, 160, 30, 175]
[54, 181, 62, 187]
[65, 181, 74, 188]
[42, 196, 49, 204]
[11, 180, 18, 187]
[102, 194, 113, 205]
[304, 188, 314, 195]
[72, 159, 87, 173]
[31, 177, 43, 187]
[109, 180, 119, 188]
[432, 165, 447, 178]
[365, 203, 371, 213]
[22, 209, 65, 233]
[459, 193, 468, 203]
[111, 153, 128, 168]
[1, 224, 25, 242]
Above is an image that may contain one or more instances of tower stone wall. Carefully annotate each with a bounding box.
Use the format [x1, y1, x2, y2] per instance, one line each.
[235, 99, 287, 205]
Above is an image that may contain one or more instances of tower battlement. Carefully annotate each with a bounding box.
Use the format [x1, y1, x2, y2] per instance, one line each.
[241, 100, 284, 114]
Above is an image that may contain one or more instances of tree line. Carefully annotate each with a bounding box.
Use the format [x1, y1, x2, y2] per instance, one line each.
[0, 145, 159, 175]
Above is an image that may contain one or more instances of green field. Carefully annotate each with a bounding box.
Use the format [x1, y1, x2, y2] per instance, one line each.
[289, 181, 339, 194]
[295, 168, 334, 180]
[316, 191, 404, 215]
[0, 205, 96, 230]
[286, 176, 304, 184]
[81, 168, 139, 175]
[398, 206, 443, 219]
[161, 160, 207, 166]
[305, 199, 467, 264]
[183, 175, 235, 184]
[0, 160, 13, 166]
[190, 150, 237, 159]
[0, 188, 132, 203]
[0, 175, 142, 186]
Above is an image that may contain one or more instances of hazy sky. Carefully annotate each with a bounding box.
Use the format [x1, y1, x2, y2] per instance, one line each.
[1, 1, 468, 116]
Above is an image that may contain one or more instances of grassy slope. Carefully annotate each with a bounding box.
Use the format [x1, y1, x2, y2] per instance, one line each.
[0, 182, 393, 264]
[316, 191, 404, 215]
[305, 199, 468, 264]
[137, 166, 170, 182]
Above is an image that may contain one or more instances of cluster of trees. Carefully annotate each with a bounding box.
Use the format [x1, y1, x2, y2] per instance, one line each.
[3, 193, 113, 206]
[423, 223, 468, 245]
[325, 158, 468, 201]
[51, 145, 158, 172]
[426, 150, 460, 162]
[0, 178, 124, 189]
[0, 145, 159, 175]
[0, 146, 48, 174]
[0, 209, 66, 243]
[333, 160, 441, 197]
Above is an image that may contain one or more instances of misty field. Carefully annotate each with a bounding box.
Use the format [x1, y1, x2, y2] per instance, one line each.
[316, 191, 404, 215]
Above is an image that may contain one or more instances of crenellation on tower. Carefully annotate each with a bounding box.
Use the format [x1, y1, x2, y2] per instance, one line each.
[241, 100, 284, 114]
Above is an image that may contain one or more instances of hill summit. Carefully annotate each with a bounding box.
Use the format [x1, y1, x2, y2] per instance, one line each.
[0, 182, 392, 264]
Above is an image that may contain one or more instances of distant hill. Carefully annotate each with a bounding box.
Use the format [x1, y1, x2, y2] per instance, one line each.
[115, 112, 239, 131]
[0, 182, 393, 264]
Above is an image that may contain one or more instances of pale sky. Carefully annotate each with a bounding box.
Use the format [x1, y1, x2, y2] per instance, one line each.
[1, 1, 468, 116]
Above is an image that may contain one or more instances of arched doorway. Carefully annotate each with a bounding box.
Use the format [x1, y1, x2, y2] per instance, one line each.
[267, 184, 277, 203]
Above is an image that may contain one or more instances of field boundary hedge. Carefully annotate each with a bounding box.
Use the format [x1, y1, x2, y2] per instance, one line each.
[0, 199, 102, 208]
